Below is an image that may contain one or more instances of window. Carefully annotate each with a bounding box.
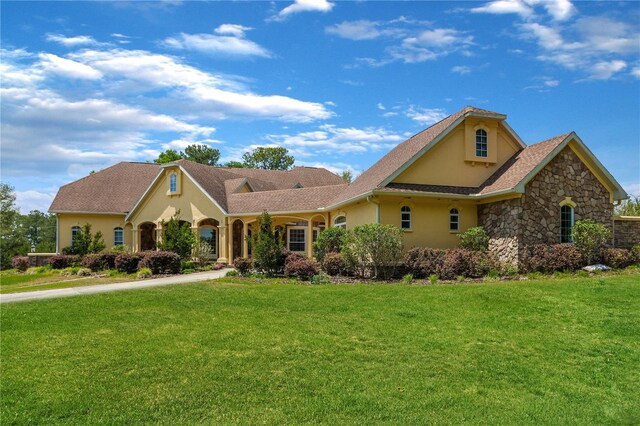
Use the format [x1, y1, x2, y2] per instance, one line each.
[288, 227, 306, 252]
[334, 215, 346, 229]
[199, 228, 217, 256]
[560, 205, 574, 243]
[401, 206, 412, 230]
[114, 227, 124, 246]
[169, 173, 177, 193]
[71, 226, 81, 244]
[475, 129, 488, 158]
[449, 208, 460, 232]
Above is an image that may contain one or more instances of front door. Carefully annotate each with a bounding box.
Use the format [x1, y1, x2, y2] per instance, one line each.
[232, 220, 243, 260]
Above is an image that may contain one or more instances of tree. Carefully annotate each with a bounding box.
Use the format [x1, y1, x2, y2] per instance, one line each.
[572, 219, 610, 264]
[223, 161, 245, 168]
[20, 210, 56, 253]
[341, 170, 353, 184]
[154, 149, 183, 164]
[242, 147, 295, 170]
[615, 196, 640, 216]
[158, 212, 196, 258]
[342, 224, 404, 279]
[313, 226, 346, 262]
[0, 184, 28, 269]
[183, 144, 220, 166]
[66, 223, 105, 255]
[248, 211, 283, 276]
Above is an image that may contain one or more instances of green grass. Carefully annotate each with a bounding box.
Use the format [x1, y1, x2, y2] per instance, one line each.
[1, 275, 639, 424]
[0, 270, 136, 294]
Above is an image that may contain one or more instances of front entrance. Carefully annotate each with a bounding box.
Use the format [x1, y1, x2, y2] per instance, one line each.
[139, 222, 156, 251]
[232, 219, 243, 260]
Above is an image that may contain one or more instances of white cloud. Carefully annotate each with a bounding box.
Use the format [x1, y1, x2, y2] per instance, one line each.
[470, 0, 575, 21]
[326, 20, 389, 40]
[15, 189, 57, 214]
[405, 106, 448, 125]
[377, 103, 386, 110]
[38, 53, 103, 80]
[623, 183, 640, 198]
[451, 65, 471, 74]
[45, 33, 100, 47]
[631, 67, 640, 79]
[471, 0, 533, 19]
[587, 60, 627, 80]
[539, 0, 575, 21]
[163, 30, 270, 58]
[271, 0, 334, 21]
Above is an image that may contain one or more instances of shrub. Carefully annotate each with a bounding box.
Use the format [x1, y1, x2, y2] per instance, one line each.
[429, 274, 438, 284]
[630, 245, 640, 265]
[115, 253, 142, 274]
[402, 273, 414, 284]
[181, 260, 196, 272]
[60, 267, 79, 276]
[284, 258, 320, 281]
[404, 247, 445, 278]
[470, 251, 499, 278]
[49, 255, 79, 269]
[600, 248, 633, 269]
[212, 263, 224, 271]
[313, 226, 346, 262]
[191, 240, 213, 268]
[310, 272, 332, 285]
[69, 224, 105, 256]
[158, 212, 196, 259]
[11, 256, 29, 272]
[285, 252, 306, 266]
[110, 244, 129, 254]
[77, 267, 92, 277]
[138, 251, 181, 275]
[458, 226, 489, 252]
[225, 270, 239, 277]
[322, 252, 345, 276]
[249, 212, 283, 276]
[572, 220, 610, 264]
[81, 252, 117, 272]
[342, 224, 404, 279]
[522, 244, 583, 273]
[233, 257, 252, 275]
[136, 268, 152, 279]
[436, 248, 475, 280]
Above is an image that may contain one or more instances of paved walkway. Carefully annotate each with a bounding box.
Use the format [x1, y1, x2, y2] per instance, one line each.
[0, 269, 230, 304]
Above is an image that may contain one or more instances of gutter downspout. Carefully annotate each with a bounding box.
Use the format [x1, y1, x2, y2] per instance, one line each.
[55, 214, 59, 254]
[367, 196, 380, 224]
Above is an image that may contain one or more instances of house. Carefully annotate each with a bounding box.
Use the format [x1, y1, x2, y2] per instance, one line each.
[49, 106, 628, 266]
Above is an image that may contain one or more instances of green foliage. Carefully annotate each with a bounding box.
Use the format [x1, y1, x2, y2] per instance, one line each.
[284, 258, 320, 281]
[191, 240, 213, 267]
[0, 183, 28, 269]
[341, 170, 353, 183]
[183, 144, 220, 166]
[458, 226, 489, 252]
[248, 212, 283, 276]
[69, 224, 105, 256]
[154, 149, 183, 164]
[223, 161, 244, 168]
[342, 223, 404, 279]
[136, 267, 152, 279]
[110, 244, 130, 254]
[310, 272, 332, 284]
[429, 274, 439, 284]
[313, 226, 346, 262]
[402, 273, 414, 284]
[158, 213, 196, 258]
[615, 196, 640, 216]
[19, 210, 56, 253]
[242, 147, 295, 170]
[572, 219, 611, 264]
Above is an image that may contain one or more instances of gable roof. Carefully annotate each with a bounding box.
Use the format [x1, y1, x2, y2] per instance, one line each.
[49, 162, 161, 214]
[227, 184, 348, 214]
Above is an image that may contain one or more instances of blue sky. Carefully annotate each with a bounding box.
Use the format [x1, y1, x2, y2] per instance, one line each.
[2, 0, 639, 213]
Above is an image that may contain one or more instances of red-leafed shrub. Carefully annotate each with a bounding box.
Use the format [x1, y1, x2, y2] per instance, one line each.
[522, 244, 583, 273]
[284, 258, 320, 281]
[11, 256, 29, 272]
[49, 255, 79, 269]
[600, 248, 633, 269]
[322, 252, 345, 276]
[138, 251, 181, 275]
[81, 253, 117, 272]
[115, 253, 142, 273]
[436, 248, 475, 280]
[404, 247, 445, 278]
[285, 252, 306, 266]
[233, 257, 252, 275]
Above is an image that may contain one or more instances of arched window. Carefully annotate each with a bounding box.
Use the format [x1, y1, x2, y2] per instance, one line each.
[169, 173, 177, 193]
[475, 129, 488, 158]
[449, 208, 460, 232]
[560, 205, 574, 243]
[199, 227, 217, 256]
[334, 215, 346, 229]
[401, 206, 412, 230]
[114, 227, 124, 246]
[71, 226, 81, 244]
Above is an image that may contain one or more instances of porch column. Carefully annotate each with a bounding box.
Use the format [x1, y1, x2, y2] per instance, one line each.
[306, 220, 313, 258]
[242, 221, 249, 258]
[155, 222, 162, 248]
[217, 225, 228, 264]
[227, 218, 234, 262]
[132, 228, 139, 252]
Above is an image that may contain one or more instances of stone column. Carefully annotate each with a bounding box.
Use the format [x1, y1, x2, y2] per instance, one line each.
[306, 220, 313, 258]
[217, 225, 228, 263]
[132, 228, 139, 252]
[242, 221, 249, 258]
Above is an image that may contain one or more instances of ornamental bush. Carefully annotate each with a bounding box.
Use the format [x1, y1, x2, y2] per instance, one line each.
[49, 255, 79, 269]
[233, 257, 252, 275]
[81, 252, 117, 272]
[249, 212, 283, 277]
[284, 252, 306, 266]
[158, 213, 196, 259]
[522, 244, 583, 273]
[313, 226, 346, 263]
[321, 252, 345, 276]
[138, 251, 181, 275]
[404, 247, 445, 278]
[632, 245, 640, 265]
[115, 253, 142, 274]
[458, 227, 490, 252]
[11, 256, 29, 272]
[284, 258, 320, 281]
[572, 220, 610, 264]
[342, 224, 404, 279]
[436, 248, 475, 280]
[600, 248, 633, 269]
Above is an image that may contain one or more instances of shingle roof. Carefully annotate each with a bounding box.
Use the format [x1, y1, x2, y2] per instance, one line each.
[49, 162, 161, 214]
[383, 183, 479, 195]
[227, 184, 348, 214]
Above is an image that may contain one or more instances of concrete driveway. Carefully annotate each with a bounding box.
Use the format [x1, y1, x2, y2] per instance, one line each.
[0, 269, 230, 304]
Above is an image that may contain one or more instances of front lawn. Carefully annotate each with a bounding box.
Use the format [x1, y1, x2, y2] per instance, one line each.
[1, 275, 639, 424]
[0, 269, 137, 294]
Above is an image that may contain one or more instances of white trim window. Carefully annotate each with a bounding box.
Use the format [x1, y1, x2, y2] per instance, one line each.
[475, 129, 488, 158]
[169, 173, 178, 193]
[334, 215, 346, 229]
[288, 227, 306, 253]
[449, 208, 460, 232]
[560, 205, 574, 243]
[114, 227, 124, 246]
[71, 226, 81, 244]
[401, 206, 412, 230]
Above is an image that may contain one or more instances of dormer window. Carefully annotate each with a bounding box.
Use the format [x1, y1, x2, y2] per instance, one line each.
[169, 173, 177, 193]
[475, 129, 488, 158]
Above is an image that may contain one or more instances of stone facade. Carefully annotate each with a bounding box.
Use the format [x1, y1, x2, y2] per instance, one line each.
[479, 147, 615, 265]
[613, 217, 640, 248]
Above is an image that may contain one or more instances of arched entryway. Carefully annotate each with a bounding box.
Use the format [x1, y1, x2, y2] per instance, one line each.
[139, 222, 156, 251]
[198, 218, 219, 259]
[232, 219, 243, 261]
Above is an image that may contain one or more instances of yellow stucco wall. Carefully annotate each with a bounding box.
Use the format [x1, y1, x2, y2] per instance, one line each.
[392, 120, 520, 187]
[57, 213, 130, 251]
[330, 199, 377, 229]
[378, 196, 477, 249]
